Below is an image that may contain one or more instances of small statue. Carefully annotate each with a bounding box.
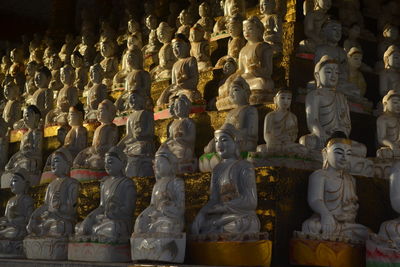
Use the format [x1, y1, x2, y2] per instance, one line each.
[215, 56, 239, 110]
[259, 0, 282, 53]
[31, 66, 54, 119]
[86, 64, 109, 121]
[131, 144, 185, 263]
[71, 51, 88, 91]
[3, 82, 22, 129]
[226, 14, 246, 61]
[377, 90, 400, 159]
[117, 91, 155, 177]
[197, 2, 214, 39]
[73, 99, 118, 171]
[58, 34, 76, 64]
[213, 0, 246, 34]
[298, 0, 331, 53]
[156, 34, 202, 107]
[256, 90, 307, 157]
[117, 19, 143, 48]
[189, 23, 212, 72]
[99, 39, 119, 88]
[347, 47, 367, 98]
[74, 147, 136, 243]
[23, 61, 39, 105]
[9, 47, 26, 93]
[378, 24, 399, 61]
[192, 123, 260, 235]
[48, 54, 63, 92]
[299, 133, 369, 243]
[45, 65, 79, 126]
[177, 9, 193, 38]
[379, 45, 400, 97]
[150, 22, 176, 81]
[74, 33, 97, 67]
[142, 14, 162, 67]
[164, 94, 197, 173]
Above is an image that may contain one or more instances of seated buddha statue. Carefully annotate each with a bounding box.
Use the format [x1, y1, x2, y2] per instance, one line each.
[299, 133, 369, 243]
[177, 9, 192, 38]
[260, 0, 282, 53]
[142, 14, 162, 67]
[74, 147, 136, 243]
[117, 91, 155, 177]
[23, 61, 39, 105]
[380, 45, 400, 97]
[213, 0, 246, 34]
[117, 19, 143, 49]
[26, 150, 79, 237]
[257, 90, 307, 157]
[3, 82, 22, 129]
[48, 54, 63, 92]
[225, 14, 246, 61]
[30, 66, 54, 119]
[99, 39, 119, 88]
[45, 65, 79, 126]
[58, 34, 76, 64]
[192, 123, 260, 236]
[156, 34, 202, 107]
[74, 33, 97, 67]
[214, 56, 238, 110]
[9, 47, 26, 93]
[73, 99, 118, 171]
[347, 47, 367, 98]
[71, 51, 88, 92]
[197, 2, 214, 39]
[189, 23, 212, 72]
[85, 64, 108, 121]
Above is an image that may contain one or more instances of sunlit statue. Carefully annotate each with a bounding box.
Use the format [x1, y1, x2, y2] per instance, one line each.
[379, 45, 400, 97]
[192, 123, 260, 235]
[226, 15, 246, 61]
[257, 90, 307, 157]
[73, 99, 118, 171]
[378, 24, 399, 65]
[71, 51, 88, 91]
[150, 22, 176, 81]
[298, 0, 331, 53]
[197, 2, 214, 39]
[177, 9, 192, 38]
[189, 23, 212, 72]
[260, 0, 282, 53]
[45, 65, 79, 126]
[100, 39, 119, 88]
[117, 91, 155, 177]
[59, 34, 76, 64]
[142, 14, 162, 67]
[299, 133, 369, 243]
[86, 64, 109, 121]
[9, 47, 26, 93]
[30, 66, 53, 119]
[74, 33, 97, 67]
[213, 0, 246, 34]
[164, 94, 197, 173]
[3, 82, 22, 129]
[131, 144, 185, 263]
[23, 61, 39, 105]
[156, 34, 201, 107]
[48, 54, 63, 92]
[117, 19, 143, 48]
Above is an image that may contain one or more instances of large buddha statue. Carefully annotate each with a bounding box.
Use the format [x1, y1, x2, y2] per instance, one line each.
[30, 66, 53, 119]
[260, 0, 282, 54]
[117, 91, 155, 177]
[150, 22, 176, 81]
[156, 34, 202, 107]
[379, 45, 400, 97]
[73, 99, 118, 171]
[71, 51, 88, 92]
[164, 94, 197, 173]
[45, 65, 79, 126]
[85, 64, 109, 121]
[189, 23, 212, 72]
[298, 133, 369, 243]
[256, 90, 307, 157]
[192, 123, 260, 236]
[298, 0, 331, 53]
[100, 39, 119, 88]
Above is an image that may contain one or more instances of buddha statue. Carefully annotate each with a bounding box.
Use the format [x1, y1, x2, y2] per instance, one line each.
[0, 169, 33, 240]
[43, 39, 58, 69]
[117, 19, 143, 48]
[9, 47, 26, 93]
[115, 47, 152, 113]
[225, 16, 274, 105]
[26, 150, 79, 237]
[2, 105, 43, 188]
[197, 2, 214, 39]
[131, 144, 186, 263]
[150, 22, 176, 81]
[347, 47, 367, 98]
[376, 90, 400, 159]
[71, 51, 88, 91]
[177, 9, 192, 38]
[3, 82, 22, 129]
[73, 99, 118, 171]
[75, 33, 96, 67]
[378, 24, 399, 62]
[164, 94, 197, 173]
[1, 55, 11, 75]
[260, 0, 282, 54]
[189, 23, 212, 72]
[74, 148, 136, 243]
[59, 34, 76, 64]
[29, 48, 44, 66]
[192, 123, 260, 236]
[379, 45, 400, 97]
[143, 14, 162, 67]
[298, 0, 331, 53]
[213, 0, 246, 34]
[45, 65, 79, 126]
[205, 76, 258, 154]
[226, 14, 246, 61]
[48, 54, 63, 92]
[117, 91, 155, 177]
[214, 56, 238, 110]
[86, 64, 109, 121]
[23, 61, 39, 105]
[156, 34, 202, 107]
[343, 24, 362, 53]
[299, 133, 369, 243]
[99, 39, 119, 88]
[31, 66, 54, 119]
[256, 90, 307, 157]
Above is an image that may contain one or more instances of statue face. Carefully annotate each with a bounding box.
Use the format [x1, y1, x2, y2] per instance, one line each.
[154, 156, 171, 177]
[388, 51, 400, 69]
[146, 16, 158, 30]
[275, 92, 292, 110]
[228, 20, 242, 37]
[223, 60, 236, 75]
[128, 20, 139, 33]
[4, 83, 19, 100]
[10, 175, 26, 194]
[173, 97, 189, 117]
[386, 96, 400, 114]
[49, 56, 62, 70]
[260, 0, 274, 14]
[385, 26, 399, 39]
[317, 0, 331, 10]
[199, 4, 208, 17]
[172, 40, 189, 58]
[215, 132, 237, 159]
[190, 27, 203, 42]
[71, 54, 82, 68]
[325, 143, 351, 171]
[34, 71, 50, 88]
[67, 108, 82, 126]
[129, 93, 143, 110]
[126, 51, 139, 69]
[90, 66, 102, 83]
[323, 22, 342, 43]
[348, 52, 362, 69]
[51, 154, 68, 176]
[23, 108, 39, 129]
[243, 21, 262, 42]
[97, 103, 112, 123]
[100, 41, 114, 58]
[179, 11, 190, 24]
[60, 68, 73, 85]
[229, 83, 248, 105]
[105, 154, 123, 176]
[316, 63, 339, 88]
[157, 26, 173, 43]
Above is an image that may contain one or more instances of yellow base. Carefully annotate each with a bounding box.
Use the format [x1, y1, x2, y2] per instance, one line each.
[187, 239, 272, 266]
[290, 238, 365, 267]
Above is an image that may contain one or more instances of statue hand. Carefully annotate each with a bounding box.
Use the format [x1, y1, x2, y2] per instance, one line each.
[321, 214, 336, 235]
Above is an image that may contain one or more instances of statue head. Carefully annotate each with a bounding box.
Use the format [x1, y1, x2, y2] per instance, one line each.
[157, 22, 174, 44]
[31, 48, 44, 63]
[172, 33, 191, 58]
[383, 24, 399, 40]
[145, 14, 158, 30]
[243, 16, 264, 42]
[384, 45, 400, 69]
[225, 0, 245, 16]
[321, 19, 342, 44]
[227, 14, 244, 38]
[34, 66, 51, 88]
[314, 55, 339, 88]
[215, 123, 242, 159]
[90, 63, 103, 84]
[347, 47, 363, 69]
[179, 9, 191, 25]
[25, 61, 38, 77]
[228, 75, 250, 106]
[126, 47, 143, 70]
[23, 105, 41, 129]
[260, 0, 276, 15]
[315, 0, 331, 10]
[49, 54, 62, 70]
[154, 144, 178, 180]
[10, 48, 24, 64]
[4, 82, 19, 101]
[199, 2, 210, 17]
[51, 149, 73, 177]
[127, 35, 142, 50]
[128, 19, 140, 34]
[105, 147, 127, 177]
[60, 64, 75, 86]
[170, 94, 191, 118]
[67, 103, 84, 126]
[10, 168, 30, 195]
[190, 23, 205, 42]
[215, 56, 238, 76]
[128, 90, 146, 110]
[322, 131, 352, 171]
[100, 39, 116, 58]
[383, 90, 400, 114]
[71, 51, 84, 68]
[97, 99, 116, 123]
[274, 89, 292, 111]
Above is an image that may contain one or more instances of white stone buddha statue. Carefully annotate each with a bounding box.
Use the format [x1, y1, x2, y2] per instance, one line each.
[260, 0, 282, 54]
[3, 82, 22, 129]
[31, 66, 54, 119]
[23, 61, 39, 105]
[143, 14, 162, 67]
[117, 19, 143, 48]
[48, 54, 63, 92]
[347, 47, 367, 98]
[86, 64, 109, 121]
[99, 39, 119, 88]
[189, 23, 212, 72]
[177, 9, 193, 38]
[379, 45, 400, 97]
[215, 56, 238, 110]
[197, 2, 214, 39]
[225, 15, 246, 61]
[213, 0, 246, 34]
[71, 51, 88, 91]
[75, 33, 97, 67]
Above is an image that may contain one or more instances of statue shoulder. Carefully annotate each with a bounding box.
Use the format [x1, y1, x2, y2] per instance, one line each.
[310, 169, 329, 180]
